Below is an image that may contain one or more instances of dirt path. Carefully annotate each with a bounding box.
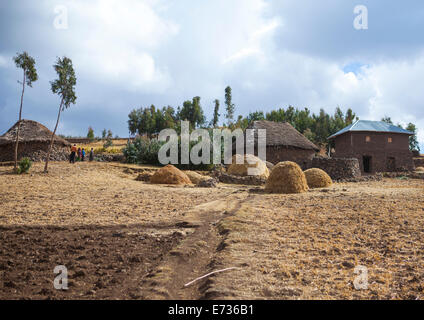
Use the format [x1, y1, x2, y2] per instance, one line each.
[141, 191, 249, 299]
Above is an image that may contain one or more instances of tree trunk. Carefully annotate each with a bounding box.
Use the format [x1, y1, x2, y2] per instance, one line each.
[14, 70, 26, 172]
[44, 99, 63, 173]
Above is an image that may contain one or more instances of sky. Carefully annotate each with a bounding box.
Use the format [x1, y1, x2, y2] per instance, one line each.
[0, 0, 423, 150]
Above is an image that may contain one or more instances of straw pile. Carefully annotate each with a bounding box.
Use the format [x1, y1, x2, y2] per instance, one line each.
[185, 171, 207, 184]
[304, 168, 333, 188]
[265, 161, 308, 194]
[227, 154, 269, 179]
[150, 165, 191, 185]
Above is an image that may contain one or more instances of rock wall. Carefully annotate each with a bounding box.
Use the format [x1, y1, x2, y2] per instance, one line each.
[265, 146, 316, 169]
[414, 157, 424, 168]
[309, 157, 361, 181]
[0, 143, 69, 162]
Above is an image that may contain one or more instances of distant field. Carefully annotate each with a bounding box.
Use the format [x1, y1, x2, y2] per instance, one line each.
[72, 139, 129, 154]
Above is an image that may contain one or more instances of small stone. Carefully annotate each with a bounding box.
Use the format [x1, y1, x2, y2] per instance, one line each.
[197, 178, 218, 188]
[342, 261, 355, 269]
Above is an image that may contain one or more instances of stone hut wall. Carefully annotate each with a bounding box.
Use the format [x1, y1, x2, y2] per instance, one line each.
[414, 157, 424, 168]
[264, 146, 316, 169]
[309, 157, 361, 180]
[0, 142, 69, 162]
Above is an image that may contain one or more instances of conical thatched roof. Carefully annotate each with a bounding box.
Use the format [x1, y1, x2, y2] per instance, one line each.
[246, 120, 319, 151]
[0, 119, 70, 146]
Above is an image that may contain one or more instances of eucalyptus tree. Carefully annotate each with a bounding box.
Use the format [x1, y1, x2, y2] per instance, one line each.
[44, 56, 76, 173]
[13, 52, 38, 172]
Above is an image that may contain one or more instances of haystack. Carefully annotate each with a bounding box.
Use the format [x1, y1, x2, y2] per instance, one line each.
[150, 165, 191, 185]
[304, 168, 332, 188]
[185, 171, 207, 184]
[0, 119, 70, 162]
[416, 167, 424, 172]
[265, 161, 308, 194]
[227, 154, 269, 179]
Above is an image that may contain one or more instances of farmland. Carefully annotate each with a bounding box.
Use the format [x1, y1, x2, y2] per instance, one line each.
[1, 161, 423, 299]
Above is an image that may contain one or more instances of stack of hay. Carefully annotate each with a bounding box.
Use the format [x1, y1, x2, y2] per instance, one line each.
[184, 171, 207, 184]
[304, 168, 332, 188]
[150, 165, 191, 185]
[227, 154, 269, 179]
[265, 161, 308, 194]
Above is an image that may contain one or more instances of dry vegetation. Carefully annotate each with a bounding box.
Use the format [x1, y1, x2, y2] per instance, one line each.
[78, 139, 128, 154]
[209, 179, 424, 300]
[1, 161, 423, 300]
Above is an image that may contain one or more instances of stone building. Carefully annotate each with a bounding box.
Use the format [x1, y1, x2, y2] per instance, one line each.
[234, 120, 319, 168]
[0, 119, 71, 162]
[328, 120, 414, 173]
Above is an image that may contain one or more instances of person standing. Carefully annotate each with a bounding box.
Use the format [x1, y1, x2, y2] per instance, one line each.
[70, 144, 77, 164]
[89, 148, 94, 162]
[81, 148, 86, 161]
[77, 147, 82, 161]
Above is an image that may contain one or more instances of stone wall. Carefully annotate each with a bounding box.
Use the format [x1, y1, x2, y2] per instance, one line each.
[0, 142, 69, 162]
[264, 146, 316, 169]
[414, 157, 424, 168]
[309, 157, 361, 180]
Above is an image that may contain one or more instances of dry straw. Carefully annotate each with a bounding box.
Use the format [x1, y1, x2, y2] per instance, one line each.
[304, 168, 333, 188]
[265, 161, 308, 194]
[184, 171, 206, 184]
[227, 154, 269, 179]
[150, 164, 191, 185]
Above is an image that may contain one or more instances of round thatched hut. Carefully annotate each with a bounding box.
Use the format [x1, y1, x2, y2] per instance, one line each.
[0, 119, 70, 162]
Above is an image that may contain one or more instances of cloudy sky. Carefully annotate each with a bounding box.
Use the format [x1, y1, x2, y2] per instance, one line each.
[0, 0, 423, 149]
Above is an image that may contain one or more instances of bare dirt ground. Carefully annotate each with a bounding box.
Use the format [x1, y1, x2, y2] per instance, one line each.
[1, 162, 423, 300]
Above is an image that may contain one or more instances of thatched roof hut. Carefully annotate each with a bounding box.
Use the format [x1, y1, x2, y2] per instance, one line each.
[234, 120, 319, 168]
[247, 121, 319, 151]
[0, 119, 70, 162]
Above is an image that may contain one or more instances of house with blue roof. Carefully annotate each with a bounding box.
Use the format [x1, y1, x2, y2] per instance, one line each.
[328, 120, 414, 173]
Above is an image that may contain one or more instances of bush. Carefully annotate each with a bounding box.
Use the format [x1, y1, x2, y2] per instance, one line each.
[17, 157, 32, 174]
[123, 137, 164, 166]
[103, 138, 113, 149]
[123, 136, 218, 170]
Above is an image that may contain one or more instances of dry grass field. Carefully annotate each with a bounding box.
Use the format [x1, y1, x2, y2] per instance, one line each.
[0, 161, 423, 299]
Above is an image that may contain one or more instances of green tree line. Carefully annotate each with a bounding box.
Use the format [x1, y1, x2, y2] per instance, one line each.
[127, 86, 420, 151]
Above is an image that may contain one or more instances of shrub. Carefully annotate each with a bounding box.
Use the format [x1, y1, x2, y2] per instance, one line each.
[123, 137, 164, 166]
[103, 138, 113, 149]
[17, 157, 32, 174]
[123, 136, 218, 170]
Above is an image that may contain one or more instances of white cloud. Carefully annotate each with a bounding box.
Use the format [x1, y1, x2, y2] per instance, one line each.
[1, 0, 424, 147]
[0, 55, 8, 68]
[43, 0, 179, 92]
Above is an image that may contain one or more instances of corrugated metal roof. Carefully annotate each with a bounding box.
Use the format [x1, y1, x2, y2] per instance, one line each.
[328, 120, 413, 139]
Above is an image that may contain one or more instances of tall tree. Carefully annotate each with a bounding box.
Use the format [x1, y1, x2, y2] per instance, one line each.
[212, 99, 220, 127]
[87, 126, 95, 141]
[178, 97, 205, 129]
[13, 52, 38, 172]
[224, 86, 235, 125]
[345, 108, 357, 125]
[381, 116, 393, 124]
[128, 109, 140, 136]
[406, 123, 420, 152]
[44, 57, 77, 173]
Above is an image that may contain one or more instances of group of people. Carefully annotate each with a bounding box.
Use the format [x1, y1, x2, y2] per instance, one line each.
[69, 144, 94, 163]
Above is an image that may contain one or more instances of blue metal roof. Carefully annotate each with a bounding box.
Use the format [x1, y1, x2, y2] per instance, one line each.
[328, 120, 413, 139]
